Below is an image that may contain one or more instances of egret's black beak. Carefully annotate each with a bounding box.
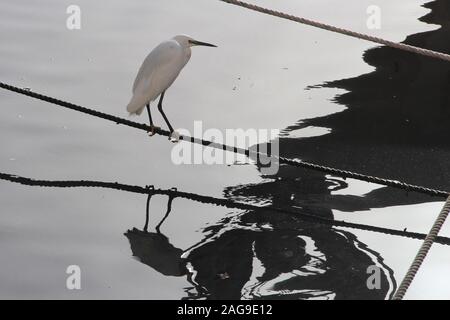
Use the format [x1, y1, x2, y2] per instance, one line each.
[189, 40, 217, 47]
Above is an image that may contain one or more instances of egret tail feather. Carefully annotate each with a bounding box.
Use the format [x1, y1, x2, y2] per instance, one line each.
[126, 94, 148, 115]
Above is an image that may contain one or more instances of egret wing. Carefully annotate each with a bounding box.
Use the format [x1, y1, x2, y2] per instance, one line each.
[127, 41, 182, 115]
[132, 41, 181, 93]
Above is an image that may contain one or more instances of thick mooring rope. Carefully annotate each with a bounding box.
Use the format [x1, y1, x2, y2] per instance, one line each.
[393, 196, 450, 300]
[1, 82, 448, 199]
[219, 0, 450, 63]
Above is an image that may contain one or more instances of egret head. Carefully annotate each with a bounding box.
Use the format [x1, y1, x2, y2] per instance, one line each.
[173, 35, 217, 48]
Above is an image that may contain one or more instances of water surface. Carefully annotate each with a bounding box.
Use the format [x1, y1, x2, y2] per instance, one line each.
[0, 0, 449, 299]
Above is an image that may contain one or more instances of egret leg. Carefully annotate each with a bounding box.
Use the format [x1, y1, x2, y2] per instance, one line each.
[146, 104, 157, 136]
[146, 104, 153, 126]
[155, 195, 174, 234]
[157, 91, 174, 133]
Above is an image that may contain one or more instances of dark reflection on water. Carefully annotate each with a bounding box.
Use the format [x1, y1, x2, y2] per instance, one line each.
[285, 0, 450, 194]
[126, 230, 186, 277]
[185, 217, 394, 300]
[125, 193, 395, 300]
[225, 0, 449, 298]
[124, 0, 449, 299]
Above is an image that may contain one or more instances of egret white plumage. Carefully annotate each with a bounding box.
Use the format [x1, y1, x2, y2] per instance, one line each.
[127, 35, 217, 141]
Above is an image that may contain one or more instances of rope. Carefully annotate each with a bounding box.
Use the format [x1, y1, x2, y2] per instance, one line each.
[1, 82, 448, 199]
[1, 171, 450, 246]
[219, 0, 450, 63]
[1, 81, 449, 198]
[392, 196, 450, 300]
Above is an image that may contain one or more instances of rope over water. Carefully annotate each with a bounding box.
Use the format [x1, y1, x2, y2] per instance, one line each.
[219, 0, 450, 63]
[393, 196, 450, 300]
[1, 171, 450, 246]
[1, 81, 448, 198]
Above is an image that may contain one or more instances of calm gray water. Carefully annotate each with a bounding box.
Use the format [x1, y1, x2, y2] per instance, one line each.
[1, 0, 449, 299]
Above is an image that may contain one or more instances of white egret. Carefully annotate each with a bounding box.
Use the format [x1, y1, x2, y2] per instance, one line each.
[126, 35, 217, 141]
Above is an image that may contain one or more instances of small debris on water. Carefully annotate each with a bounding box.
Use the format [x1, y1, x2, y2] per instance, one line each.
[217, 272, 230, 280]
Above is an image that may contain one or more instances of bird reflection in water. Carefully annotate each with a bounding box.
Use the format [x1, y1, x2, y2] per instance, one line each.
[124, 191, 184, 277]
[124, 192, 396, 300]
[124, 192, 207, 297]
